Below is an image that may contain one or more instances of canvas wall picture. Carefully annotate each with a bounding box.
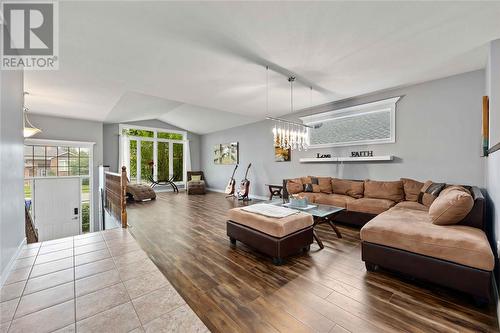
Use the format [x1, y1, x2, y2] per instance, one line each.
[214, 142, 239, 165]
[482, 96, 489, 156]
[275, 146, 291, 162]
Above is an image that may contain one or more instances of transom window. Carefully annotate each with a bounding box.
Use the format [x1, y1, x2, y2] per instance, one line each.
[119, 125, 187, 185]
[24, 145, 90, 177]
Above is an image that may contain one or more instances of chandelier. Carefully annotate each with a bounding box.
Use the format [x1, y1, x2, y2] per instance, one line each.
[266, 69, 312, 151]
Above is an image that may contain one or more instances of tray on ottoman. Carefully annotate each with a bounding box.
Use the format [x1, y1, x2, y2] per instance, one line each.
[227, 207, 314, 265]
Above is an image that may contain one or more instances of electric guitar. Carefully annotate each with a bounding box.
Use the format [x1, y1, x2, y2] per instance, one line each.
[238, 163, 252, 199]
[225, 164, 238, 195]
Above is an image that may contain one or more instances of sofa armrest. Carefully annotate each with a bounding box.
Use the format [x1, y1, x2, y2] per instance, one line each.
[458, 186, 485, 231]
[282, 179, 289, 200]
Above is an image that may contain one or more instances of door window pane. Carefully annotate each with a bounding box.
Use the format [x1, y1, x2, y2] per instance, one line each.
[46, 167, 57, 177]
[24, 146, 34, 178]
[79, 148, 90, 176]
[173, 143, 183, 181]
[140, 141, 154, 184]
[157, 142, 169, 181]
[129, 140, 137, 182]
[34, 146, 45, 156]
[24, 180, 32, 199]
[81, 201, 90, 233]
[46, 146, 57, 157]
[69, 157, 80, 176]
[81, 178, 90, 201]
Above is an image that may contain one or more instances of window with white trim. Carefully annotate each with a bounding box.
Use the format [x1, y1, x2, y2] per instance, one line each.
[300, 97, 400, 148]
[119, 125, 187, 185]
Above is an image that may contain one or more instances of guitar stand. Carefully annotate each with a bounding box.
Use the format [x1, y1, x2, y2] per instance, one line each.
[225, 194, 237, 199]
[238, 195, 251, 202]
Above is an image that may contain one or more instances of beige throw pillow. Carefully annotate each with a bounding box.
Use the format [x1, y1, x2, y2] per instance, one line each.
[429, 188, 474, 225]
[401, 178, 424, 202]
[331, 178, 364, 199]
[364, 179, 404, 202]
[314, 176, 333, 194]
[286, 178, 303, 195]
[418, 181, 446, 207]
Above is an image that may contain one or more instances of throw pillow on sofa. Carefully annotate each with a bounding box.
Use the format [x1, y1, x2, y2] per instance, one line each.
[401, 178, 424, 202]
[331, 178, 364, 198]
[429, 186, 474, 225]
[364, 179, 404, 202]
[418, 181, 446, 207]
[302, 177, 321, 193]
[311, 176, 332, 194]
[286, 178, 303, 195]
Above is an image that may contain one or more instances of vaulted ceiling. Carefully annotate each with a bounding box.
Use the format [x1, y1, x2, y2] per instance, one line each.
[25, 1, 500, 134]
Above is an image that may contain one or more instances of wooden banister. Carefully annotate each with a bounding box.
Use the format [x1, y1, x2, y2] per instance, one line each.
[25, 205, 38, 243]
[104, 166, 128, 229]
[121, 166, 128, 228]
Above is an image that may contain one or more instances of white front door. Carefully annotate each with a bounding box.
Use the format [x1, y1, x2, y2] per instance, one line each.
[33, 177, 81, 241]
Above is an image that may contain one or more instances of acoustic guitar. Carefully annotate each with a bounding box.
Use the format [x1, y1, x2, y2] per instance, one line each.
[238, 163, 252, 200]
[225, 164, 238, 195]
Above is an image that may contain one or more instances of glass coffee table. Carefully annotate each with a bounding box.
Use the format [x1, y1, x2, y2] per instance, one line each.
[267, 200, 345, 249]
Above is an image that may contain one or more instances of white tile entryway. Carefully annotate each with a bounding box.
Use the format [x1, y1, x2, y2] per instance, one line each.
[0, 229, 209, 333]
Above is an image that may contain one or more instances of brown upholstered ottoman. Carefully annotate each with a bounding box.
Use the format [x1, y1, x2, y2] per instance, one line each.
[227, 207, 314, 265]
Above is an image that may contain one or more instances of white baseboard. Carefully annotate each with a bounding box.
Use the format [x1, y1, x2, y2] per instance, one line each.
[0, 237, 27, 287]
[206, 188, 268, 201]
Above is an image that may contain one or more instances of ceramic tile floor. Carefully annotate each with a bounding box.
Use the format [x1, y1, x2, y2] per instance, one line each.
[0, 228, 209, 333]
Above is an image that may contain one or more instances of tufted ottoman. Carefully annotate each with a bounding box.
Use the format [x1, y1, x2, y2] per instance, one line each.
[227, 207, 314, 265]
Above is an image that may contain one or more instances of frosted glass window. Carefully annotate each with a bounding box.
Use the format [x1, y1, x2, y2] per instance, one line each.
[300, 97, 400, 148]
[310, 110, 391, 146]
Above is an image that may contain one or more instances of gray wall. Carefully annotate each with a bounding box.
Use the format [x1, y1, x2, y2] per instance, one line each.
[0, 70, 25, 283]
[201, 70, 485, 198]
[28, 114, 104, 232]
[103, 119, 201, 172]
[485, 39, 500, 261]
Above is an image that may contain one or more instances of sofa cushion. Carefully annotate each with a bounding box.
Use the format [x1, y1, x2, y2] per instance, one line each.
[314, 193, 356, 208]
[418, 181, 446, 207]
[286, 178, 303, 195]
[429, 187, 474, 225]
[314, 176, 333, 194]
[347, 198, 396, 215]
[227, 207, 313, 238]
[302, 177, 321, 193]
[401, 178, 424, 202]
[394, 201, 428, 212]
[331, 178, 364, 198]
[296, 192, 317, 203]
[364, 180, 404, 202]
[360, 207, 494, 271]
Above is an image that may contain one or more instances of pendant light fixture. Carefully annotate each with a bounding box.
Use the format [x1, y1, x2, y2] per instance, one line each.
[23, 92, 42, 138]
[266, 67, 311, 151]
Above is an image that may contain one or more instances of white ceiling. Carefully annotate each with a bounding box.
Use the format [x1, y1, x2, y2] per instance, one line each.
[25, 1, 500, 134]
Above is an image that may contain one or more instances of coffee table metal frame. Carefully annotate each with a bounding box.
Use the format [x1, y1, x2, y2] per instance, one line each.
[267, 200, 345, 249]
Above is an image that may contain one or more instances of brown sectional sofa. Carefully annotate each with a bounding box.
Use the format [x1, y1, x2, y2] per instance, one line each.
[283, 177, 495, 304]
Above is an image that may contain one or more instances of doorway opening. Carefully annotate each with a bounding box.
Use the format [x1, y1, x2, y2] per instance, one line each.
[24, 139, 94, 239]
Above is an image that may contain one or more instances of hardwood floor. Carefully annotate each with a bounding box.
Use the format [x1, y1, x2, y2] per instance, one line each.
[126, 192, 499, 333]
